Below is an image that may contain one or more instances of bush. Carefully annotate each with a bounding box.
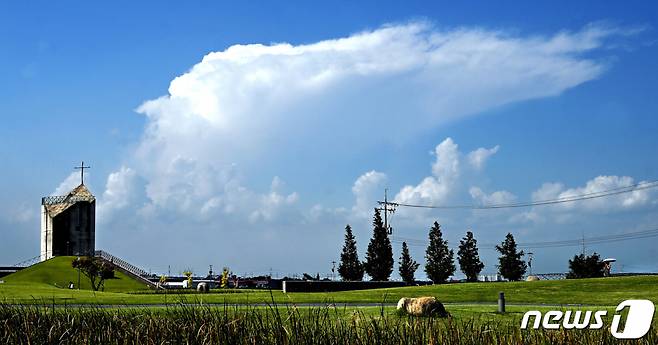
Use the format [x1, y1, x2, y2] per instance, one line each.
[567, 253, 605, 279]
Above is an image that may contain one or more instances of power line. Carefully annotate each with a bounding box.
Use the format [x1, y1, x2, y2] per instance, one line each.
[521, 228, 658, 249]
[391, 227, 658, 250]
[382, 180, 658, 210]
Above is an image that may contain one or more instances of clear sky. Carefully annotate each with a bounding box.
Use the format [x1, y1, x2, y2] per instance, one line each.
[1, 1, 657, 279]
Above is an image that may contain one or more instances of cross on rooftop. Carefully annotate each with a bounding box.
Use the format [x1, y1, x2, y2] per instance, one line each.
[74, 161, 91, 185]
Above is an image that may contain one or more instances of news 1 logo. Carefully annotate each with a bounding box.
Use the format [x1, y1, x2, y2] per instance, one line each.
[521, 300, 655, 339]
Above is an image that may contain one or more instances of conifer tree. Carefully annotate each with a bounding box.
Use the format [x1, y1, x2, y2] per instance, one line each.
[338, 224, 364, 281]
[424, 221, 456, 283]
[457, 231, 484, 282]
[496, 233, 527, 281]
[364, 209, 394, 281]
[398, 242, 419, 284]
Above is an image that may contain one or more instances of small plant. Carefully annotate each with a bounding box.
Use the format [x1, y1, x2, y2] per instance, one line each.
[221, 267, 230, 288]
[182, 270, 193, 288]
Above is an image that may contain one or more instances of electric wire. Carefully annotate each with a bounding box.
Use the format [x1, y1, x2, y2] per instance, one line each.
[391, 227, 658, 250]
[385, 180, 658, 210]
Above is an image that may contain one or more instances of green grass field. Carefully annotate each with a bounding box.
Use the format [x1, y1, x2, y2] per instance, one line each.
[1, 257, 657, 307]
[2, 259, 657, 344]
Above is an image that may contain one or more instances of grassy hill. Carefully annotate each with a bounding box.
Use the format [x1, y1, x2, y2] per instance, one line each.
[2, 256, 150, 293]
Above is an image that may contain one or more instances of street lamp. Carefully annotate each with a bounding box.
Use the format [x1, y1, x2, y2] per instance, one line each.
[76, 257, 81, 290]
[331, 261, 336, 281]
[528, 252, 534, 276]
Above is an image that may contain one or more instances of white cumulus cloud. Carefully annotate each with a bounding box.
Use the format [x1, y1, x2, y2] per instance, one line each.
[395, 138, 460, 206]
[469, 186, 517, 205]
[52, 172, 81, 196]
[97, 167, 138, 222]
[352, 170, 387, 219]
[467, 145, 500, 171]
[533, 175, 653, 211]
[512, 175, 656, 224]
[248, 177, 300, 223]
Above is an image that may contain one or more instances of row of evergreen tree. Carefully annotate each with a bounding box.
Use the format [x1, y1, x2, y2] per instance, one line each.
[338, 209, 527, 283]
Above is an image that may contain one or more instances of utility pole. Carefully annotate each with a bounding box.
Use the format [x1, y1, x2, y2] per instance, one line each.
[383, 189, 388, 234]
[581, 230, 586, 255]
[376, 189, 397, 235]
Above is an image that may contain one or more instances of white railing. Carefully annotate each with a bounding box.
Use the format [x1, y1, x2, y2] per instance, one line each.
[42, 195, 95, 205]
[95, 250, 159, 288]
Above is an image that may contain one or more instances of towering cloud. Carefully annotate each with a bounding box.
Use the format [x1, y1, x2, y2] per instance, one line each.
[127, 22, 615, 221]
[49, 21, 639, 274]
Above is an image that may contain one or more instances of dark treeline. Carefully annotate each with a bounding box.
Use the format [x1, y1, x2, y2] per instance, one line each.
[339, 209, 603, 282]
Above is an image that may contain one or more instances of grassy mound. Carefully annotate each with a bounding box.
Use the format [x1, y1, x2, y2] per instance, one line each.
[3, 256, 150, 292]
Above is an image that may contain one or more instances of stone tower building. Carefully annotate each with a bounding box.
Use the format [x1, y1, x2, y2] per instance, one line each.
[40, 184, 95, 261]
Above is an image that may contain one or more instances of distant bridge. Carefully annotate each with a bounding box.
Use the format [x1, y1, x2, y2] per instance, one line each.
[531, 273, 567, 280]
[0, 266, 25, 278]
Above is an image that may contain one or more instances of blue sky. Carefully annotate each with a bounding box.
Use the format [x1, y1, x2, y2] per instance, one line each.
[1, 1, 658, 278]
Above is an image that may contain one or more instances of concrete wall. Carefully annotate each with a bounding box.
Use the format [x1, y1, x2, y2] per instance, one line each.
[40, 205, 52, 261]
[40, 201, 95, 260]
[282, 280, 407, 293]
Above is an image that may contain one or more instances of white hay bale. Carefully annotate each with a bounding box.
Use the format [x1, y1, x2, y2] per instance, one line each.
[526, 275, 540, 282]
[396, 297, 448, 317]
[197, 282, 209, 293]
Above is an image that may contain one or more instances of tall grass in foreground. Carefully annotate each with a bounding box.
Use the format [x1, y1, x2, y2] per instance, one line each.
[0, 303, 654, 345]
